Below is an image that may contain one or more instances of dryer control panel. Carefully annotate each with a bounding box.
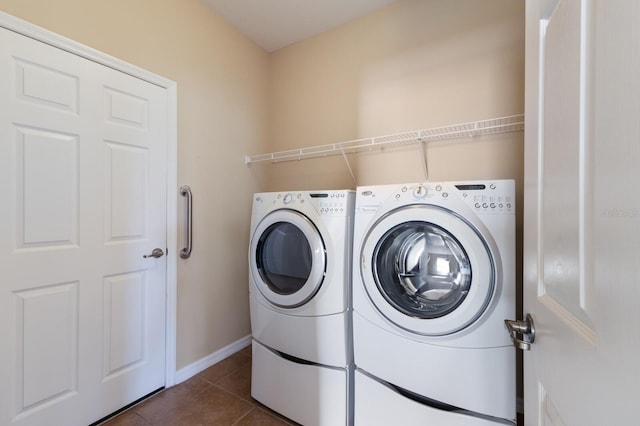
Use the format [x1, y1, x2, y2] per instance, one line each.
[255, 190, 355, 217]
[308, 191, 354, 216]
[251, 190, 355, 236]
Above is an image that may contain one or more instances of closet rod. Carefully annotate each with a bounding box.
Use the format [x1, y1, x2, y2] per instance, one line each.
[245, 114, 524, 166]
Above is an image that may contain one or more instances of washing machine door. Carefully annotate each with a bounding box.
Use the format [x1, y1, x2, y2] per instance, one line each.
[250, 209, 326, 308]
[360, 205, 495, 335]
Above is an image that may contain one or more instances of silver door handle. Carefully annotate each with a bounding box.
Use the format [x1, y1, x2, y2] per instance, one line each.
[504, 314, 535, 351]
[179, 185, 192, 259]
[144, 248, 165, 258]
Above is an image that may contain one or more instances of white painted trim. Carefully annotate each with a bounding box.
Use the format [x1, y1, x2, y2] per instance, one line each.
[165, 83, 179, 387]
[0, 11, 179, 388]
[175, 335, 253, 385]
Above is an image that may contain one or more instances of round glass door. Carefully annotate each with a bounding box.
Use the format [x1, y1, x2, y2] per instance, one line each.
[360, 205, 496, 335]
[250, 209, 326, 308]
[373, 221, 472, 319]
[256, 222, 313, 295]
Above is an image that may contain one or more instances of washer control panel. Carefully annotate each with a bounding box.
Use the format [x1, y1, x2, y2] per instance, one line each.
[385, 181, 514, 215]
[455, 182, 514, 214]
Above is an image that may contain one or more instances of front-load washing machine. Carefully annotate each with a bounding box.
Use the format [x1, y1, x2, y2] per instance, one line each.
[249, 190, 355, 426]
[352, 180, 516, 425]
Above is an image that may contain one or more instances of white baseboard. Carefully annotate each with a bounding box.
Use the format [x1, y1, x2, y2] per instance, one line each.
[174, 334, 252, 385]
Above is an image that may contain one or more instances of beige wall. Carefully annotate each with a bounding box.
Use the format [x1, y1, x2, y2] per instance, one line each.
[0, 0, 270, 369]
[266, 0, 524, 190]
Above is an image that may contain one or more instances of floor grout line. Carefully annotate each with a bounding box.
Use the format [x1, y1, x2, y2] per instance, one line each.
[230, 406, 257, 426]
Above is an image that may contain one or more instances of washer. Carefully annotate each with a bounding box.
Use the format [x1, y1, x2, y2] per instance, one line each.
[249, 190, 355, 426]
[352, 180, 516, 425]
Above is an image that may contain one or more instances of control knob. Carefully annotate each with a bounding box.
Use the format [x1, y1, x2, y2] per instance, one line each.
[413, 185, 428, 199]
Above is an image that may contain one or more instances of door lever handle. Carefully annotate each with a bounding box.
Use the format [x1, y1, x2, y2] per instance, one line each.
[505, 314, 535, 351]
[143, 248, 165, 258]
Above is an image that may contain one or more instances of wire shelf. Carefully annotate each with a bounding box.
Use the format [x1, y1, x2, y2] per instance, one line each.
[245, 114, 524, 165]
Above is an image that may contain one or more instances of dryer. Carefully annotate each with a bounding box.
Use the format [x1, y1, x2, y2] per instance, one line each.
[352, 181, 516, 425]
[249, 190, 354, 426]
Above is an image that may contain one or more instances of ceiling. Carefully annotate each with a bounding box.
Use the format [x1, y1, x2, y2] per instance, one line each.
[201, 0, 399, 52]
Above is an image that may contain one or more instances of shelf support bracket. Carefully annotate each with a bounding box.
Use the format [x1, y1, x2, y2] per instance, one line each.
[419, 138, 429, 182]
[340, 147, 357, 187]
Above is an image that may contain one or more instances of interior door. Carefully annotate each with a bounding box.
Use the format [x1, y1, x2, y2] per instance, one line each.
[523, 0, 640, 424]
[0, 26, 168, 425]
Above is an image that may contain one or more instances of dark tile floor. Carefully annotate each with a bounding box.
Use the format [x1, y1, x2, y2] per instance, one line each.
[101, 345, 295, 426]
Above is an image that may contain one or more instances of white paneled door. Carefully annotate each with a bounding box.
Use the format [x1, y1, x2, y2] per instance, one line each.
[523, 0, 640, 424]
[0, 26, 168, 425]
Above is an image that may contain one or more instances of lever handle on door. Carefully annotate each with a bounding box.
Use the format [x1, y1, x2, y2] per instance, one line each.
[143, 248, 165, 258]
[505, 314, 535, 351]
